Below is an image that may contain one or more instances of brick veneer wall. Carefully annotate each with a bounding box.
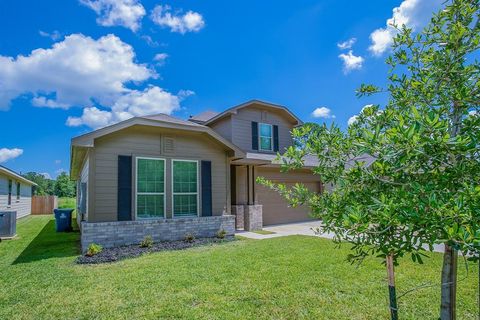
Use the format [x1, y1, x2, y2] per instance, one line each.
[80, 215, 236, 252]
[244, 205, 263, 231]
[231, 205, 245, 229]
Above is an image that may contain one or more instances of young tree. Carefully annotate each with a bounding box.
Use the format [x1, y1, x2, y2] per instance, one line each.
[260, 0, 480, 318]
[259, 110, 430, 320]
[361, 1, 480, 318]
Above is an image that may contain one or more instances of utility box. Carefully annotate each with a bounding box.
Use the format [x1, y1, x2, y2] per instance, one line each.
[0, 211, 17, 238]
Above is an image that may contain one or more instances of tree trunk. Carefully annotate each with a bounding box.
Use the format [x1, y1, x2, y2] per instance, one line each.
[386, 254, 399, 320]
[440, 244, 458, 320]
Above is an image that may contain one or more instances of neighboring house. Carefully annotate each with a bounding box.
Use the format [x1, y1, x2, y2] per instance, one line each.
[70, 100, 322, 251]
[0, 165, 36, 219]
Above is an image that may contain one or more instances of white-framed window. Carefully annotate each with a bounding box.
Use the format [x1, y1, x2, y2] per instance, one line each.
[259, 123, 273, 151]
[172, 159, 199, 217]
[136, 157, 165, 219]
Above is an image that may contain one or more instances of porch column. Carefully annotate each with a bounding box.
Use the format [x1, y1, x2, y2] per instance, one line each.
[244, 165, 262, 231]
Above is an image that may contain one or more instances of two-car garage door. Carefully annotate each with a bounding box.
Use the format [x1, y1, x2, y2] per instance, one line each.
[255, 168, 321, 226]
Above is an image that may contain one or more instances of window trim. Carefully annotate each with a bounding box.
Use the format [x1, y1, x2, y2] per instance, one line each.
[135, 156, 166, 220]
[258, 123, 273, 151]
[171, 159, 200, 218]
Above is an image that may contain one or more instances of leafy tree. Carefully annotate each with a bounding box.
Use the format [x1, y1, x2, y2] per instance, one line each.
[260, 0, 480, 318]
[54, 172, 76, 198]
[22, 171, 76, 198]
[22, 172, 55, 195]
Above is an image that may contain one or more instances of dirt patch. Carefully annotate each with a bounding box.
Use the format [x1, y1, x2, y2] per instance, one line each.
[76, 236, 236, 264]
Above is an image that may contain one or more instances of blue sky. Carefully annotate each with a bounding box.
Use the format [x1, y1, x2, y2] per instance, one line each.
[0, 0, 443, 178]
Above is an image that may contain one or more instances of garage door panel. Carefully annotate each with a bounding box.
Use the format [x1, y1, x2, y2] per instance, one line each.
[257, 181, 319, 225]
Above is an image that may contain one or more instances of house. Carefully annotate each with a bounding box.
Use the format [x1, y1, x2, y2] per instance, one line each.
[0, 165, 36, 219]
[70, 100, 322, 251]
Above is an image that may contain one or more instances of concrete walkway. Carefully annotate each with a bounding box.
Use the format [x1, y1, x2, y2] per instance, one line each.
[236, 221, 333, 240]
[236, 220, 445, 253]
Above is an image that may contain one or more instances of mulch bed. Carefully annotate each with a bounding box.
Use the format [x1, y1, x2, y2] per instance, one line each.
[76, 236, 236, 265]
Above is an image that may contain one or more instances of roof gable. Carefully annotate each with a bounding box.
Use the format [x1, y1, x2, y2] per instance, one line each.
[0, 165, 37, 186]
[70, 115, 245, 178]
[203, 100, 303, 126]
[188, 110, 219, 124]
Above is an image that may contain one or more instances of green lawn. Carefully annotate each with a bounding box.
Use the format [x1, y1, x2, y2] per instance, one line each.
[252, 229, 276, 235]
[58, 197, 76, 209]
[0, 216, 477, 319]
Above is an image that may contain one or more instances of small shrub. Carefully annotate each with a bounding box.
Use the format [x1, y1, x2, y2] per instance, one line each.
[216, 229, 227, 239]
[140, 235, 154, 248]
[86, 243, 103, 257]
[184, 233, 195, 243]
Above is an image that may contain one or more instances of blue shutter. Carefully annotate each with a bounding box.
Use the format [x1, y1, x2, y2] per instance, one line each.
[201, 160, 212, 216]
[273, 125, 279, 152]
[252, 122, 259, 150]
[118, 155, 132, 221]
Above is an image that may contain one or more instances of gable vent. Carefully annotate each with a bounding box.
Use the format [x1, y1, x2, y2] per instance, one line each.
[163, 137, 175, 154]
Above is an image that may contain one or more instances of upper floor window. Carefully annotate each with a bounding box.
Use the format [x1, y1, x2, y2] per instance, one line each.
[259, 123, 273, 151]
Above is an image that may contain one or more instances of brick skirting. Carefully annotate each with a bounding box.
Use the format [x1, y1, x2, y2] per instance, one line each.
[80, 215, 236, 252]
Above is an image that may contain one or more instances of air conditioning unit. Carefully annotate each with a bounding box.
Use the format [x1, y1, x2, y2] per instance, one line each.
[0, 211, 17, 239]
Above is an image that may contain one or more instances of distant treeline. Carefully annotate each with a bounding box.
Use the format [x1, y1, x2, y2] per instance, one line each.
[22, 172, 76, 198]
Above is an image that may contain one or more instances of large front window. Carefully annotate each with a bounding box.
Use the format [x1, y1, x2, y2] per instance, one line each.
[172, 160, 198, 217]
[259, 123, 273, 151]
[136, 157, 165, 218]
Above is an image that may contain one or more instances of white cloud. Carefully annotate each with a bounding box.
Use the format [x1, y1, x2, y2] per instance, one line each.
[153, 53, 168, 65]
[0, 148, 23, 163]
[337, 38, 356, 50]
[66, 107, 113, 129]
[141, 35, 160, 47]
[0, 33, 154, 110]
[347, 115, 358, 126]
[369, 0, 443, 56]
[348, 104, 376, 126]
[39, 30, 62, 41]
[55, 168, 67, 176]
[66, 86, 188, 129]
[80, 0, 146, 32]
[312, 107, 335, 119]
[40, 172, 52, 179]
[55, 160, 62, 164]
[32, 96, 70, 109]
[150, 5, 205, 34]
[338, 50, 364, 73]
[469, 110, 478, 117]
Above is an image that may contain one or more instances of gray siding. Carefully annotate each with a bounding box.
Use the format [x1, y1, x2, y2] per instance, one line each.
[209, 116, 232, 141]
[208, 104, 296, 153]
[233, 166, 247, 205]
[90, 126, 229, 222]
[232, 106, 294, 153]
[0, 174, 32, 219]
